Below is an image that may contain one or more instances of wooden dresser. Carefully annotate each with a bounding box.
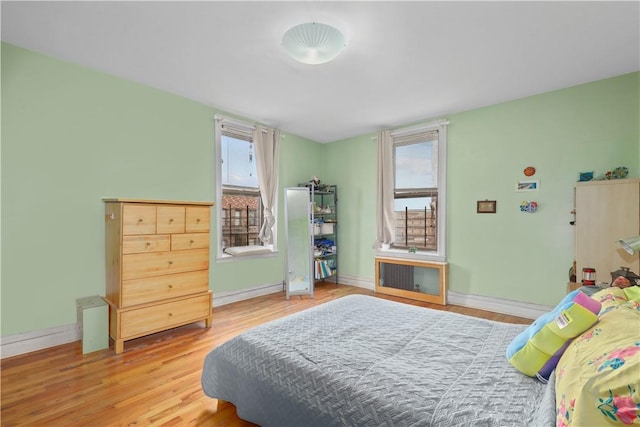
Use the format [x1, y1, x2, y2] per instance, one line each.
[103, 198, 213, 354]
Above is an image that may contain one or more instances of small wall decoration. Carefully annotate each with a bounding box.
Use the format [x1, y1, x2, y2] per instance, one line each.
[516, 179, 539, 192]
[520, 201, 538, 213]
[477, 200, 497, 214]
[523, 166, 536, 177]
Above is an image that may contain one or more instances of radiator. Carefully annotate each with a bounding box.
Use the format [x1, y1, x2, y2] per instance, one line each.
[382, 263, 414, 291]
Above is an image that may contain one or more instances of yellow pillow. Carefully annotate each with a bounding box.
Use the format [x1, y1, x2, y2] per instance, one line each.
[555, 301, 640, 426]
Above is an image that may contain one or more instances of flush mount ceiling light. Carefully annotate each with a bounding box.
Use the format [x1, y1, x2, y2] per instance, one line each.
[281, 22, 346, 65]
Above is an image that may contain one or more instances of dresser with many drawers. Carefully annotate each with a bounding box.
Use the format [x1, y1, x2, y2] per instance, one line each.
[103, 198, 213, 354]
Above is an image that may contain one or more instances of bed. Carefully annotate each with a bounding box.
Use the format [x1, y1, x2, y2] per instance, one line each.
[201, 295, 556, 426]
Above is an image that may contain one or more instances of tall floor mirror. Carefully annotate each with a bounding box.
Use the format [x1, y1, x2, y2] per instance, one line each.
[284, 187, 314, 299]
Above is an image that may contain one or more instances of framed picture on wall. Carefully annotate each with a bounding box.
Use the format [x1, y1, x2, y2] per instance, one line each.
[477, 200, 497, 213]
[516, 180, 539, 192]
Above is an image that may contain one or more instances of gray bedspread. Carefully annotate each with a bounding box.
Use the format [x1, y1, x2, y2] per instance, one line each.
[201, 294, 554, 427]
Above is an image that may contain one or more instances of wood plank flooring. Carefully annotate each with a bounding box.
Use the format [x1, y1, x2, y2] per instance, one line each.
[1, 283, 531, 426]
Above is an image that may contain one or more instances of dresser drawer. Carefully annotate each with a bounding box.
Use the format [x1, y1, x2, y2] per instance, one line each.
[122, 248, 209, 280]
[122, 205, 156, 235]
[121, 270, 209, 307]
[157, 206, 185, 234]
[122, 235, 171, 254]
[171, 233, 210, 251]
[185, 206, 210, 233]
[120, 293, 211, 339]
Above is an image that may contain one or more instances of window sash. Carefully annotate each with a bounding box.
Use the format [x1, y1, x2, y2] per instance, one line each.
[392, 129, 439, 146]
[215, 114, 269, 253]
[395, 188, 438, 198]
[220, 121, 253, 142]
[392, 129, 440, 252]
[221, 134, 258, 189]
[393, 194, 438, 250]
[394, 132, 439, 188]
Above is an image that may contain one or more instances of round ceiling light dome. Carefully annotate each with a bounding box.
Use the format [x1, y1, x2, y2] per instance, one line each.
[281, 22, 346, 65]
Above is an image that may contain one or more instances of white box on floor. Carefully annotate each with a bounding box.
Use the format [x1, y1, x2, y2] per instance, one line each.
[76, 296, 109, 354]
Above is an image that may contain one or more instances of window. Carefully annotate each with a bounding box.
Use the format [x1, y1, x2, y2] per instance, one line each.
[387, 122, 447, 259]
[215, 116, 263, 254]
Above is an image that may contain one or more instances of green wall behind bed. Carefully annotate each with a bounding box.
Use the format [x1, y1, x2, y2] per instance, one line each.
[2, 42, 638, 341]
[326, 72, 639, 306]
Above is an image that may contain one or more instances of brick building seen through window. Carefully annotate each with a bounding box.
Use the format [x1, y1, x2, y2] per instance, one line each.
[221, 192, 262, 249]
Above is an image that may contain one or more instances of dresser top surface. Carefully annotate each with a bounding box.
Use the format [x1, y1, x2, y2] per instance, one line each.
[575, 177, 640, 187]
[102, 198, 214, 206]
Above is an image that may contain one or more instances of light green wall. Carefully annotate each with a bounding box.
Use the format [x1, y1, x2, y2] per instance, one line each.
[0, 43, 319, 336]
[2, 42, 638, 338]
[324, 135, 376, 277]
[328, 72, 640, 306]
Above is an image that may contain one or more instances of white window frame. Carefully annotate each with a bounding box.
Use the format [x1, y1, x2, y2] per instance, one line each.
[379, 121, 448, 262]
[214, 114, 277, 261]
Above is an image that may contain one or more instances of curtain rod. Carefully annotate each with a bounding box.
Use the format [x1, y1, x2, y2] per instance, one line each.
[214, 114, 285, 137]
[390, 120, 449, 137]
[215, 114, 256, 130]
[370, 119, 449, 140]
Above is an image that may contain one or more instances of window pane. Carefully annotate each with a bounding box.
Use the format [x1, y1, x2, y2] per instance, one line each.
[221, 192, 262, 250]
[394, 196, 431, 211]
[395, 141, 435, 189]
[393, 196, 437, 250]
[221, 135, 258, 188]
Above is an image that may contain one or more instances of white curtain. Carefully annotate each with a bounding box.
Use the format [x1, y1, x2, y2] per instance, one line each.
[374, 129, 395, 248]
[253, 124, 280, 244]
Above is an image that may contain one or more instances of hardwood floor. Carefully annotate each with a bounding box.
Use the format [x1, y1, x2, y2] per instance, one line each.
[1, 283, 531, 426]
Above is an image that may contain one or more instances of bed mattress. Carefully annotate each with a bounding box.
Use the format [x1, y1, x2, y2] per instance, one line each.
[201, 294, 554, 427]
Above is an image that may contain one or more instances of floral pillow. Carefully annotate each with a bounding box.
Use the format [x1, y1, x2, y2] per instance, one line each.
[555, 297, 640, 426]
[624, 286, 640, 303]
[591, 287, 630, 316]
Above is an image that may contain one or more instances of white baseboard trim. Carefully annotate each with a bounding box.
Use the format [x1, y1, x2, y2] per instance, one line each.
[1, 323, 80, 359]
[335, 273, 374, 290]
[213, 281, 284, 307]
[1, 282, 286, 359]
[447, 290, 552, 320]
[341, 274, 549, 320]
[1, 281, 550, 359]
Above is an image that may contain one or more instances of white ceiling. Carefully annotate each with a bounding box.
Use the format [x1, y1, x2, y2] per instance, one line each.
[2, 1, 639, 143]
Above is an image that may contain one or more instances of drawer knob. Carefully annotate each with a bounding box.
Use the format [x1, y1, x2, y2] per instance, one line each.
[169, 218, 174, 223]
[146, 242, 151, 246]
[168, 261, 173, 265]
[138, 218, 143, 223]
[196, 218, 201, 223]
[190, 240, 195, 245]
[168, 284, 173, 289]
[168, 312, 173, 317]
